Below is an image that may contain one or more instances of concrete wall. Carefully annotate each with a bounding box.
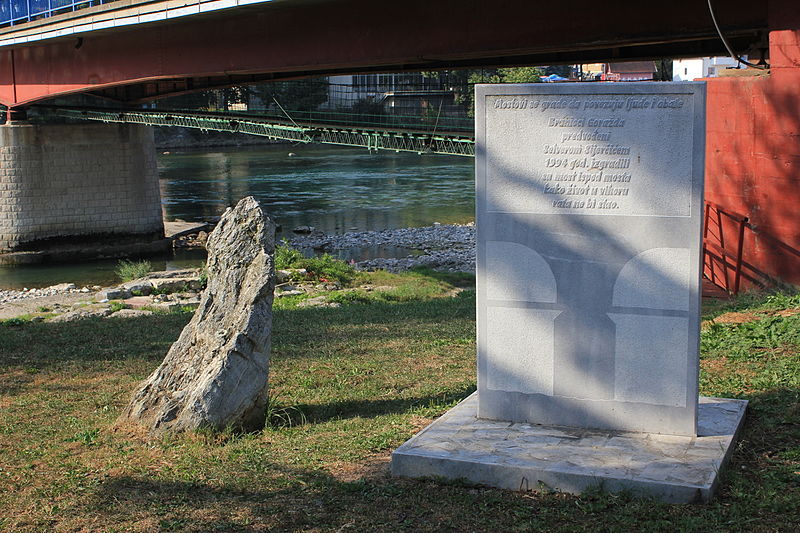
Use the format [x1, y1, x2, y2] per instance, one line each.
[703, 0, 800, 290]
[0, 122, 163, 253]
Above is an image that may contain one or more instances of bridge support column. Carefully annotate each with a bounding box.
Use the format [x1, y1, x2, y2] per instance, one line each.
[0, 122, 167, 263]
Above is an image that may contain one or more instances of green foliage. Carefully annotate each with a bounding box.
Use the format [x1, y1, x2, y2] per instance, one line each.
[459, 67, 545, 116]
[67, 428, 100, 446]
[114, 259, 152, 282]
[274, 243, 357, 285]
[702, 314, 800, 361]
[264, 395, 307, 429]
[498, 66, 546, 83]
[274, 243, 305, 270]
[250, 78, 330, 112]
[654, 58, 673, 81]
[323, 269, 474, 307]
[198, 267, 208, 290]
[150, 283, 189, 296]
[702, 289, 800, 321]
[108, 301, 127, 313]
[1, 316, 29, 327]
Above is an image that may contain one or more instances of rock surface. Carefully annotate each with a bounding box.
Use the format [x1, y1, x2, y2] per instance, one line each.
[47, 307, 113, 322]
[121, 196, 276, 433]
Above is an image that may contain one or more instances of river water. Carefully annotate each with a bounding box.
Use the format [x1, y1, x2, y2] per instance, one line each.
[0, 144, 475, 289]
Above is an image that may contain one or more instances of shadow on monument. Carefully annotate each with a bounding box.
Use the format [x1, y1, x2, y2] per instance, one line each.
[476, 120, 700, 433]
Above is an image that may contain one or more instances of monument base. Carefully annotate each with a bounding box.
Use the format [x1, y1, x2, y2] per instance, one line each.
[392, 393, 746, 503]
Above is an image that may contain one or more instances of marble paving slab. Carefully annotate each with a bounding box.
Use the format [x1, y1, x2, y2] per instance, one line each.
[392, 393, 746, 503]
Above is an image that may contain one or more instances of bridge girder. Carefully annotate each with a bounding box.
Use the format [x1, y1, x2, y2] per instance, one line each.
[0, 0, 770, 106]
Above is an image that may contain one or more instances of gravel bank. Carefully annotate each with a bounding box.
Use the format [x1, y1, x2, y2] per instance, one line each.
[287, 222, 476, 273]
[1, 223, 475, 306]
[0, 283, 94, 306]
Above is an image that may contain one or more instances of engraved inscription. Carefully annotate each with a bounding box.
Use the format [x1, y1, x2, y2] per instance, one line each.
[484, 93, 694, 217]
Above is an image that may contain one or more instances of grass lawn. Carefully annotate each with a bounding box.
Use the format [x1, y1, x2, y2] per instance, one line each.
[0, 269, 798, 532]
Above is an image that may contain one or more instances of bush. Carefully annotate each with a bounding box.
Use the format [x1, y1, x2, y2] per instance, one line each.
[109, 301, 127, 313]
[115, 259, 152, 282]
[274, 244, 305, 270]
[274, 243, 357, 286]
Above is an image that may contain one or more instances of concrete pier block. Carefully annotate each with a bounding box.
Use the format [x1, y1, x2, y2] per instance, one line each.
[0, 122, 165, 261]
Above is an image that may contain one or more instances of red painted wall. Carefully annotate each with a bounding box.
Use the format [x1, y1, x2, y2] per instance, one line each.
[703, 0, 800, 290]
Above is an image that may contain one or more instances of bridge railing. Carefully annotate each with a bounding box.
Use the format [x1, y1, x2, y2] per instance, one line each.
[0, 0, 117, 27]
[197, 108, 475, 135]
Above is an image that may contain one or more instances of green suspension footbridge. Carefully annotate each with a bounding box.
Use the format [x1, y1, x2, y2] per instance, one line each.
[34, 102, 476, 157]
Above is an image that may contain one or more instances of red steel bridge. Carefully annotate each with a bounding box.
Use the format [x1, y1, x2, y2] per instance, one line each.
[0, 0, 771, 110]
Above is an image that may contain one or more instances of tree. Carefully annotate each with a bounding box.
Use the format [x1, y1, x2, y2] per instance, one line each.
[498, 67, 545, 83]
[247, 78, 330, 113]
[654, 59, 674, 81]
[450, 67, 545, 116]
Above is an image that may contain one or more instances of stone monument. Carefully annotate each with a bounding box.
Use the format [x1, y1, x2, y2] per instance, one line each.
[392, 83, 747, 502]
[121, 196, 276, 434]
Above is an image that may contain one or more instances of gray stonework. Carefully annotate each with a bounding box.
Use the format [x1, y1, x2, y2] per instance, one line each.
[392, 393, 747, 504]
[475, 83, 707, 436]
[393, 82, 746, 502]
[0, 122, 163, 253]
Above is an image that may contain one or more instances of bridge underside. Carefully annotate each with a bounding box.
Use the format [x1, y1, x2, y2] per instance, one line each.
[0, 0, 769, 106]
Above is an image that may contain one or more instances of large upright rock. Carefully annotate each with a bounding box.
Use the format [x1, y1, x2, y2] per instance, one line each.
[121, 197, 276, 433]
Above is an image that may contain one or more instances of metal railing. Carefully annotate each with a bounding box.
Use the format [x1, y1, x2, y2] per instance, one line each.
[0, 0, 117, 27]
[39, 105, 476, 157]
[703, 201, 749, 296]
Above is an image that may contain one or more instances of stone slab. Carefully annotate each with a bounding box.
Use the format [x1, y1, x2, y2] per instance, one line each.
[164, 221, 210, 240]
[475, 83, 707, 435]
[392, 393, 747, 503]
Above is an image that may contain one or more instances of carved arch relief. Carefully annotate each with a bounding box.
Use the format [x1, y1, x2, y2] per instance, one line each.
[609, 248, 691, 407]
[484, 241, 559, 395]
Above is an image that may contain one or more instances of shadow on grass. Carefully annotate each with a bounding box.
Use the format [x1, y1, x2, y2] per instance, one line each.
[407, 266, 476, 288]
[283, 385, 476, 426]
[0, 291, 476, 371]
[80, 385, 800, 532]
[91, 468, 450, 532]
[0, 313, 190, 370]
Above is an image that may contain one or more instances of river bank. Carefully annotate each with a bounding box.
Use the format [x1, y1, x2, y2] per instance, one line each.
[0, 222, 476, 300]
[0, 222, 476, 320]
[287, 222, 475, 273]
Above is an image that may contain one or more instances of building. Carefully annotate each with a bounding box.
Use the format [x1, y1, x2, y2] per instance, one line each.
[601, 61, 657, 81]
[673, 56, 747, 81]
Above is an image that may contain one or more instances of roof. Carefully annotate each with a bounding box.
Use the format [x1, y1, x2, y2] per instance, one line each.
[607, 61, 657, 73]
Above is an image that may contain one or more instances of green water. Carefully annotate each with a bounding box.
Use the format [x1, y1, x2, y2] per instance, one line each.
[0, 144, 475, 289]
[160, 144, 475, 231]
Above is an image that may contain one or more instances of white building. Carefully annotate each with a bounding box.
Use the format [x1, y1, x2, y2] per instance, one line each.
[673, 56, 746, 81]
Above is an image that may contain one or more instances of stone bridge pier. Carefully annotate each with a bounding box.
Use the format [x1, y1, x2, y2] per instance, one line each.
[0, 122, 167, 264]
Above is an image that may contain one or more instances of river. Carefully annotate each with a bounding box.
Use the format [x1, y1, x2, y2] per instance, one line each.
[0, 144, 475, 289]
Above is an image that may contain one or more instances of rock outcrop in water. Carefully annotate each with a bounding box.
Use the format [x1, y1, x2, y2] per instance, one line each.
[121, 196, 276, 433]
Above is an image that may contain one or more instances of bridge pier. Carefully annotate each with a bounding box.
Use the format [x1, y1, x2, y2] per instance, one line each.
[0, 122, 167, 264]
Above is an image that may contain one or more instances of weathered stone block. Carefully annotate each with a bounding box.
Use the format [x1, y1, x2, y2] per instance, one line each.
[121, 197, 276, 433]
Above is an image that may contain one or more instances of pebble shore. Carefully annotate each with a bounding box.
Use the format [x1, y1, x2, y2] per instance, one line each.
[287, 222, 476, 273]
[0, 283, 93, 306]
[1, 223, 476, 305]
